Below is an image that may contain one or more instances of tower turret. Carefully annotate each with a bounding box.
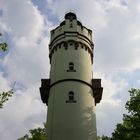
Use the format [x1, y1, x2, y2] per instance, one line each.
[40, 12, 103, 140]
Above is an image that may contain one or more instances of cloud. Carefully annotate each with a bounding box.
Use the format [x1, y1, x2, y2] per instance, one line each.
[96, 73, 129, 136]
[46, 0, 140, 72]
[0, 0, 50, 139]
[94, 0, 140, 72]
[0, 0, 140, 139]
[0, 86, 47, 140]
[0, 19, 11, 33]
[2, 37, 50, 88]
[0, 0, 53, 88]
[0, 72, 11, 92]
[1, 0, 44, 41]
[46, 0, 108, 31]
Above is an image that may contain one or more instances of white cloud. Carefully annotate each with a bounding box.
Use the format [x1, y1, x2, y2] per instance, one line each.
[96, 73, 129, 136]
[0, 86, 47, 140]
[96, 99, 124, 136]
[0, 0, 50, 139]
[0, 0, 140, 139]
[0, 72, 11, 92]
[93, 2, 140, 73]
[47, 0, 140, 72]
[2, 36, 50, 88]
[0, 0, 52, 88]
[0, 19, 11, 33]
[46, 0, 108, 31]
[1, 0, 45, 41]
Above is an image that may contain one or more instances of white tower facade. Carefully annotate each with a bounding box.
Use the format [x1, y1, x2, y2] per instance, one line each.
[40, 12, 103, 140]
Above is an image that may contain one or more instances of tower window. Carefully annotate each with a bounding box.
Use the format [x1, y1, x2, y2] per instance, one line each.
[67, 62, 76, 72]
[69, 91, 74, 101]
[69, 62, 74, 70]
[66, 91, 77, 103]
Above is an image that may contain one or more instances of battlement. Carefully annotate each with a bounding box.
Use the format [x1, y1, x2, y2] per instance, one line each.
[50, 12, 93, 47]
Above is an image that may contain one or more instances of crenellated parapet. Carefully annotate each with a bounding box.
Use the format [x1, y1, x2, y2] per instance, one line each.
[49, 12, 94, 64]
[50, 13, 93, 48]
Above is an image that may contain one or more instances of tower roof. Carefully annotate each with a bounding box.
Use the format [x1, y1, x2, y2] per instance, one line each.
[64, 12, 77, 20]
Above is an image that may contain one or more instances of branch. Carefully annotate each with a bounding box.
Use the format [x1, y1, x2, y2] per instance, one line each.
[0, 82, 16, 108]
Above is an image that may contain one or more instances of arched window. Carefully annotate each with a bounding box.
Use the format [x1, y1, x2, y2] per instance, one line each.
[69, 62, 74, 70]
[69, 91, 74, 101]
[67, 62, 76, 72]
[66, 91, 76, 103]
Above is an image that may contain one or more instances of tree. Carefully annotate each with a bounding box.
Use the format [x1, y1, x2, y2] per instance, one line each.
[102, 135, 111, 140]
[97, 135, 111, 140]
[111, 89, 140, 140]
[0, 32, 13, 108]
[0, 82, 16, 108]
[0, 90, 13, 108]
[18, 89, 140, 140]
[0, 33, 8, 52]
[18, 123, 46, 140]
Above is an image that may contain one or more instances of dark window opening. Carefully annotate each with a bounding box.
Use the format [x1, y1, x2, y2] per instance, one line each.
[69, 62, 74, 70]
[66, 91, 77, 103]
[67, 62, 76, 72]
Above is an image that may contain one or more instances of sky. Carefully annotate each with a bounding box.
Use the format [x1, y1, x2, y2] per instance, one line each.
[0, 0, 140, 139]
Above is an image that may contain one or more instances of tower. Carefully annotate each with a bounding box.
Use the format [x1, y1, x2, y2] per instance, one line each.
[40, 12, 103, 140]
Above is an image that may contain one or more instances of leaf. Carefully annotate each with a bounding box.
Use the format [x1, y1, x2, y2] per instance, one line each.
[0, 43, 8, 51]
[110, 88, 140, 139]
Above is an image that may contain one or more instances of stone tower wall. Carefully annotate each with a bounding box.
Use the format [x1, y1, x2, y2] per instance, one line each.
[46, 13, 97, 140]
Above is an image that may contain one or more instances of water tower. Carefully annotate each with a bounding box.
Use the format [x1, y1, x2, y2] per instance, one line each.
[40, 12, 103, 140]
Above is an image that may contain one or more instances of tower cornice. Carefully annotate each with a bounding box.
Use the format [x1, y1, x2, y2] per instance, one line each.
[49, 40, 94, 64]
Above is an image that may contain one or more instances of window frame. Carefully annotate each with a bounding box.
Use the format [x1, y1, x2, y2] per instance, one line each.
[66, 91, 77, 103]
[67, 62, 76, 72]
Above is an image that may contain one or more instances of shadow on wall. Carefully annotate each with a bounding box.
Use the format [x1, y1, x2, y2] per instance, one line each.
[80, 106, 97, 140]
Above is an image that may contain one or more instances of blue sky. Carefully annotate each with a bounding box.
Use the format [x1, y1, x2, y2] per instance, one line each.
[0, 0, 140, 139]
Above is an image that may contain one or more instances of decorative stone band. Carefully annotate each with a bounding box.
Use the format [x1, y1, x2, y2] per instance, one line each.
[49, 40, 94, 64]
[49, 31, 93, 49]
[40, 79, 103, 106]
[50, 78, 93, 91]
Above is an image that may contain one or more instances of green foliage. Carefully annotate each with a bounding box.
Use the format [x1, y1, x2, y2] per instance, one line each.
[0, 90, 13, 108]
[110, 88, 140, 140]
[97, 136, 102, 140]
[0, 33, 11, 108]
[18, 89, 140, 140]
[102, 135, 111, 140]
[97, 136, 110, 140]
[0, 42, 8, 51]
[18, 123, 47, 140]
[0, 33, 8, 52]
[0, 82, 16, 108]
[97, 135, 111, 140]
